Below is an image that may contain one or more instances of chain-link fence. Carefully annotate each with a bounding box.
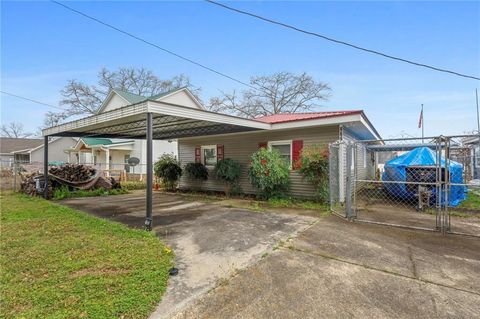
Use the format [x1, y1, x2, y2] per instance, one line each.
[330, 135, 480, 237]
[1, 161, 149, 191]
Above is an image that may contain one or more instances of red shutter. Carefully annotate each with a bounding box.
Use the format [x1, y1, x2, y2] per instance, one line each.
[217, 145, 224, 161]
[258, 142, 268, 149]
[195, 147, 201, 163]
[292, 140, 303, 170]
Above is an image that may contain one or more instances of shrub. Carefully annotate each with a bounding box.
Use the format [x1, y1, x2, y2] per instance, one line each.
[52, 186, 128, 200]
[298, 145, 329, 203]
[154, 154, 182, 191]
[248, 148, 290, 199]
[121, 180, 147, 190]
[214, 159, 241, 197]
[184, 162, 209, 181]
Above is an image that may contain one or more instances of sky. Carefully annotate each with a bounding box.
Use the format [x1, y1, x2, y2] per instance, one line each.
[1, 0, 479, 138]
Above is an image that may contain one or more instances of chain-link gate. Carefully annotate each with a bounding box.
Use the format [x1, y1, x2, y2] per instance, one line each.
[330, 135, 480, 237]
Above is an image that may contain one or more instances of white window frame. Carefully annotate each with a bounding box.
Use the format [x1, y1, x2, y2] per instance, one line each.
[201, 144, 217, 167]
[268, 140, 293, 168]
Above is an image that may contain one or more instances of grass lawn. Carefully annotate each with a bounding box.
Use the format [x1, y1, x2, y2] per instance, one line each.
[0, 192, 174, 319]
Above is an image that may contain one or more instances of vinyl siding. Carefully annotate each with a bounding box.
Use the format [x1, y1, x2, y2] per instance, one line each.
[178, 125, 340, 198]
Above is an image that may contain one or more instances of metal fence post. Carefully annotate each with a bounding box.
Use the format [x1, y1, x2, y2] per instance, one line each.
[328, 143, 334, 211]
[345, 143, 353, 219]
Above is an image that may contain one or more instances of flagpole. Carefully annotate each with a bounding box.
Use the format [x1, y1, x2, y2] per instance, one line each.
[421, 104, 424, 143]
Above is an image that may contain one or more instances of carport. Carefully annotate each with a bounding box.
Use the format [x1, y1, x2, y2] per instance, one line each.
[42, 99, 270, 230]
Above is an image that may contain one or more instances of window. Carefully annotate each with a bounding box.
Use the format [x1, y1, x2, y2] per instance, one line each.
[268, 140, 292, 166]
[201, 145, 217, 166]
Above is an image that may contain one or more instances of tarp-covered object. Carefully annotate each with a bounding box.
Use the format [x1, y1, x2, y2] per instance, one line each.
[382, 147, 466, 206]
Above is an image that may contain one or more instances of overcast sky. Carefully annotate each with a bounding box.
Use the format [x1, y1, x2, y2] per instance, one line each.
[1, 1, 479, 138]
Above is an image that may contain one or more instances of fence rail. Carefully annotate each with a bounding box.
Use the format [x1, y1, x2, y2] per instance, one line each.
[329, 134, 480, 237]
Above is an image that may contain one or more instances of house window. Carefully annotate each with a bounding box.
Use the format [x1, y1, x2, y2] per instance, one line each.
[475, 147, 480, 168]
[201, 145, 217, 166]
[268, 140, 292, 166]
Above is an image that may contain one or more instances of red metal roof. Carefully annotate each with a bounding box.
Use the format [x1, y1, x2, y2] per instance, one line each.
[254, 110, 363, 124]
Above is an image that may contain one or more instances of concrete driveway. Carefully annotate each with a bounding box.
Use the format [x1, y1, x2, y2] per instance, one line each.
[175, 216, 480, 319]
[61, 191, 480, 318]
[60, 191, 316, 318]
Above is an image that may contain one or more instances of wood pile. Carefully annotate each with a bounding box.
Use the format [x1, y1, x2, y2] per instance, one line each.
[20, 172, 52, 198]
[49, 164, 96, 182]
[19, 164, 121, 198]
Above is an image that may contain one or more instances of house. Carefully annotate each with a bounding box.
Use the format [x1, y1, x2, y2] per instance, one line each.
[0, 137, 43, 166]
[177, 110, 380, 198]
[31, 87, 202, 173]
[458, 135, 480, 180]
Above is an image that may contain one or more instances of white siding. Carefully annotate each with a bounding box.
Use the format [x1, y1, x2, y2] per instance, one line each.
[102, 94, 129, 112]
[157, 91, 201, 109]
[178, 126, 340, 198]
[30, 137, 76, 163]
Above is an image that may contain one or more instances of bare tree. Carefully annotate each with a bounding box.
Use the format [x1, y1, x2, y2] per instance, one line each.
[45, 67, 200, 126]
[207, 72, 331, 118]
[1, 122, 31, 138]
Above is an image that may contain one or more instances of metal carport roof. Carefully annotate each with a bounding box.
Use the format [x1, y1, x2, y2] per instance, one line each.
[41, 99, 270, 230]
[43, 100, 270, 140]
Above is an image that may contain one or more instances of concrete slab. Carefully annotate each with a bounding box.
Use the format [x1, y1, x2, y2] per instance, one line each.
[175, 216, 480, 319]
[175, 248, 480, 319]
[59, 191, 316, 319]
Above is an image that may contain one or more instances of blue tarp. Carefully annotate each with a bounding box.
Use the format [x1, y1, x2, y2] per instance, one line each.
[382, 147, 466, 206]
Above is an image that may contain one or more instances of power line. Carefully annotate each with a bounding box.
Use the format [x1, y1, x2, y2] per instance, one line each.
[0, 90, 67, 111]
[50, 0, 257, 90]
[206, 0, 480, 81]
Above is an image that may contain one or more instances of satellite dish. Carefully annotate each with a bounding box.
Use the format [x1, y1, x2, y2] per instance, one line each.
[128, 157, 140, 167]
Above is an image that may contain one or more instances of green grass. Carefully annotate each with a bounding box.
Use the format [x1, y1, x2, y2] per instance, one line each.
[53, 186, 129, 200]
[0, 192, 174, 319]
[458, 191, 480, 210]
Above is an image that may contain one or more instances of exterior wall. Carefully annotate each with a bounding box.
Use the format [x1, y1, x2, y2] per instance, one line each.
[102, 94, 129, 113]
[0, 154, 14, 167]
[130, 139, 178, 174]
[342, 127, 368, 180]
[178, 125, 340, 198]
[158, 91, 200, 109]
[30, 137, 76, 163]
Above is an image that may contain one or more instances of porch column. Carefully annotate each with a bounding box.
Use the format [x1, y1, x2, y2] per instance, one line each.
[105, 148, 110, 177]
[145, 112, 153, 231]
[43, 136, 49, 199]
[91, 148, 95, 165]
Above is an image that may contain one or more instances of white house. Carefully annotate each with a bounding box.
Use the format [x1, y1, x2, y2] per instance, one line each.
[31, 87, 203, 174]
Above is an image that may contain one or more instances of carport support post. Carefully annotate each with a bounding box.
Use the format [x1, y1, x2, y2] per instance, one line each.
[145, 112, 153, 231]
[43, 135, 49, 199]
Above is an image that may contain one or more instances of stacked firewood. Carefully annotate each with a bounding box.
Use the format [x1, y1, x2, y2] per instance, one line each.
[49, 164, 96, 182]
[20, 172, 52, 197]
[19, 164, 124, 198]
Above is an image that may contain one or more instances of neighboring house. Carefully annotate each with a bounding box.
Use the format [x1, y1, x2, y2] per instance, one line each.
[178, 110, 381, 198]
[459, 135, 480, 180]
[32, 87, 200, 172]
[0, 137, 43, 166]
[29, 137, 78, 164]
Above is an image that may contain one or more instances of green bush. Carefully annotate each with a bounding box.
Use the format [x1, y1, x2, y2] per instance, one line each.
[248, 148, 290, 199]
[214, 159, 242, 197]
[121, 180, 147, 190]
[154, 154, 182, 191]
[298, 145, 329, 203]
[184, 162, 209, 181]
[53, 186, 128, 200]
